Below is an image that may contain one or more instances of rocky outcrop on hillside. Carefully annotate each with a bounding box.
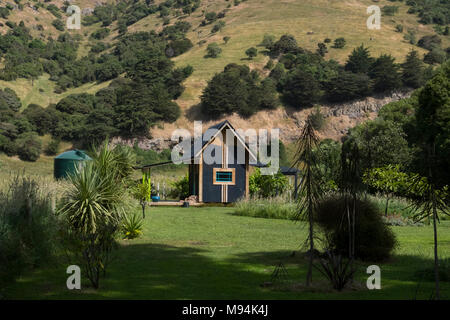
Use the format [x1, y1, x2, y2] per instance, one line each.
[324, 91, 411, 118]
[111, 136, 178, 152]
[285, 90, 413, 143]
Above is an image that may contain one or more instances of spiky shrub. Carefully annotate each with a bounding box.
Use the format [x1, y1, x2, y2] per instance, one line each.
[59, 163, 125, 288]
[314, 250, 356, 291]
[315, 195, 397, 261]
[59, 142, 134, 289]
[130, 174, 151, 218]
[122, 213, 143, 240]
[60, 163, 125, 234]
[91, 142, 136, 183]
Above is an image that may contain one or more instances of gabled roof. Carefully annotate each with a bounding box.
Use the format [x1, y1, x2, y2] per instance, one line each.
[185, 120, 257, 163]
[136, 121, 258, 169]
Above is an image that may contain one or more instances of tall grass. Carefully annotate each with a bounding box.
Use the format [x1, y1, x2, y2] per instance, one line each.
[233, 193, 430, 222]
[368, 194, 416, 218]
[233, 195, 298, 220]
[0, 174, 63, 295]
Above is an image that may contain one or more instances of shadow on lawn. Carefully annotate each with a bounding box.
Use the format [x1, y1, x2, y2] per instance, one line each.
[227, 250, 450, 300]
[101, 243, 299, 299]
[6, 243, 293, 300]
[6, 243, 450, 300]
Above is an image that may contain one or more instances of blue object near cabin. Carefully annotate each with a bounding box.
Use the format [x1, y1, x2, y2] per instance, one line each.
[54, 150, 92, 180]
[151, 196, 160, 202]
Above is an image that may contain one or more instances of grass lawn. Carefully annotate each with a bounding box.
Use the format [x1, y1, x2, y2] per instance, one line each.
[4, 206, 450, 300]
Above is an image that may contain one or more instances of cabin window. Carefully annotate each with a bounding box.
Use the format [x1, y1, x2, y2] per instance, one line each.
[217, 171, 232, 182]
[213, 168, 235, 185]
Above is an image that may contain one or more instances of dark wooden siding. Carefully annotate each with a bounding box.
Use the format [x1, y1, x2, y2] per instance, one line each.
[202, 146, 222, 203]
[227, 144, 246, 202]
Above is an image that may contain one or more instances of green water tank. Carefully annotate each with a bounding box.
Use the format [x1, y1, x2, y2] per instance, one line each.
[54, 150, 92, 180]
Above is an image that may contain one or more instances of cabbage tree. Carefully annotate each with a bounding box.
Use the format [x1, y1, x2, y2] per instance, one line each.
[131, 173, 152, 219]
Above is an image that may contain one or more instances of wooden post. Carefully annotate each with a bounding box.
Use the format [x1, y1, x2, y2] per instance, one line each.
[245, 152, 249, 199]
[199, 154, 203, 202]
[222, 130, 227, 203]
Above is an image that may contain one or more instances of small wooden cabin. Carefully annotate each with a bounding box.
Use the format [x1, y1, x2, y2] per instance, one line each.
[184, 120, 257, 203]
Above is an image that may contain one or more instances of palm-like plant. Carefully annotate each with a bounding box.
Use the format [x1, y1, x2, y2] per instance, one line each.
[59, 163, 125, 235]
[58, 141, 135, 288]
[292, 119, 322, 286]
[89, 142, 136, 183]
[131, 173, 152, 219]
[314, 250, 356, 291]
[122, 212, 144, 240]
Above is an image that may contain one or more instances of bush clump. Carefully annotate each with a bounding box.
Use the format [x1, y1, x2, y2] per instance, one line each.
[44, 139, 60, 156]
[249, 167, 291, 198]
[15, 132, 42, 162]
[168, 175, 189, 200]
[315, 195, 397, 261]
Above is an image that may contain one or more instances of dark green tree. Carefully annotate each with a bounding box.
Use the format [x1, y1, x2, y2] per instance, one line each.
[418, 35, 442, 51]
[402, 50, 425, 88]
[200, 64, 277, 118]
[414, 62, 450, 188]
[281, 69, 322, 109]
[272, 34, 299, 55]
[205, 42, 222, 58]
[408, 63, 450, 299]
[316, 43, 328, 57]
[423, 47, 447, 65]
[332, 37, 346, 49]
[0, 88, 21, 113]
[325, 71, 372, 102]
[52, 19, 64, 31]
[345, 45, 374, 74]
[15, 132, 42, 162]
[369, 54, 402, 92]
[344, 118, 412, 172]
[245, 47, 258, 59]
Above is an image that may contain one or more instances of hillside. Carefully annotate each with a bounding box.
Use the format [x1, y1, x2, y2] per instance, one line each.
[131, 0, 447, 141]
[0, 0, 448, 144]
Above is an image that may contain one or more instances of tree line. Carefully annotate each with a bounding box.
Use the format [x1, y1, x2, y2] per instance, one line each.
[200, 33, 448, 118]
